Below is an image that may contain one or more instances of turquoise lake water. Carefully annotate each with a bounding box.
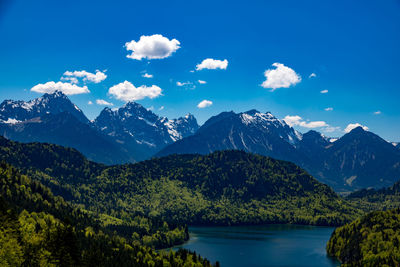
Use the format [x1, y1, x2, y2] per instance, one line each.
[174, 224, 340, 267]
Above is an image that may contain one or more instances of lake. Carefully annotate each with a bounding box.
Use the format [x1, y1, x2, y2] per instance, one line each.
[173, 224, 340, 267]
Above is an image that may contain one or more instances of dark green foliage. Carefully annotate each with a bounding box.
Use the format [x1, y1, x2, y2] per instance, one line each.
[0, 136, 360, 227]
[346, 179, 400, 212]
[327, 208, 400, 266]
[0, 163, 213, 266]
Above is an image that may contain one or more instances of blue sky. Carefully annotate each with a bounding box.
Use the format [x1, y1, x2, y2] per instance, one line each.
[0, 0, 399, 140]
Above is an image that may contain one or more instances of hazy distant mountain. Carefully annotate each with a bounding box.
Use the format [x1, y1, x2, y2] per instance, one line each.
[94, 102, 199, 160]
[157, 110, 400, 191]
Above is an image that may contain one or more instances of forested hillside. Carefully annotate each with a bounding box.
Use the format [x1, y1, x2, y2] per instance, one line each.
[327, 208, 400, 266]
[0, 162, 213, 266]
[0, 137, 361, 227]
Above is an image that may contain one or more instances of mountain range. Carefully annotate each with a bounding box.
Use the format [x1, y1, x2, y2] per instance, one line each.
[0, 91, 399, 191]
[0, 91, 198, 164]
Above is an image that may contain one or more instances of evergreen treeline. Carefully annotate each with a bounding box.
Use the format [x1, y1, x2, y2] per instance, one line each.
[327, 208, 400, 266]
[0, 162, 214, 266]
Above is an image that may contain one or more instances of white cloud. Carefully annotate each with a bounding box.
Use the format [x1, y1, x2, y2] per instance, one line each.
[309, 73, 317, 78]
[261, 63, 301, 91]
[283, 115, 333, 130]
[320, 89, 328, 94]
[176, 81, 195, 89]
[88, 101, 93, 105]
[344, 123, 369, 133]
[96, 99, 113, 106]
[142, 73, 153, 78]
[196, 58, 228, 71]
[61, 76, 78, 84]
[108, 80, 162, 102]
[63, 70, 107, 83]
[159, 106, 164, 111]
[374, 110, 381, 115]
[125, 34, 180, 60]
[31, 81, 89, 95]
[176, 81, 190, 86]
[198, 80, 207, 84]
[197, 100, 213, 108]
[325, 107, 333, 111]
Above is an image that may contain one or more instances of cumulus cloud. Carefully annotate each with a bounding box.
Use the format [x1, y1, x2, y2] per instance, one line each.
[325, 107, 333, 111]
[283, 115, 337, 131]
[88, 101, 93, 105]
[62, 70, 107, 83]
[198, 80, 207, 84]
[108, 81, 162, 102]
[96, 99, 113, 106]
[196, 58, 228, 71]
[344, 123, 369, 133]
[176, 81, 190, 86]
[142, 73, 153, 78]
[261, 63, 301, 91]
[309, 73, 317, 78]
[125, 34, 180, 60]
[374, 110, 381, 115]
[320, 89, 328, 94]
[197, 100, 213, 108]
[31, 81, 89, 95]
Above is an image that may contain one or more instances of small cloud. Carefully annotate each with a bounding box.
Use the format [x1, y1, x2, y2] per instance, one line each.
[125, 34, 180, 60]
[283, 115, 339, 132]
[197, 100, 213, 108]
[62, 70, 107, 83]
[108, 81, 162, 102]
[142, 73, 153, 78]
[147, 106, 154, 111]
[176, 81, 190, 86]
[88, 100, 93, 105]
[320, 89, 328, 94]
[261, 63, 301, 91]
[176, 81, 195, 90]
[325, 107, 333, 111]
[344, 123, 369, 133]
[374, 110, 381, 115]
[196, 58, 228, 71]
[309, 73, 317, 78]
[96, 99, 113, 106]
[158, 106, 164, 111]
[198, 80, 207, 84]
[31, 81, 89, 95]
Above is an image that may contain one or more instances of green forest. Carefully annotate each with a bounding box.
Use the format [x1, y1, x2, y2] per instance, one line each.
[3, 136, 400, 266]
[327, 208, 400, 266]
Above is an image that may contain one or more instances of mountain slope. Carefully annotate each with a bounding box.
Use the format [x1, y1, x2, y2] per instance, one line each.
[158, 109, 400, 191]
[319, 127, 400, 190]
[0, 90, 89, 124]
[0, 112, 134, 164]
[94, 103, 199, 160]
[157, 110, 303, 163]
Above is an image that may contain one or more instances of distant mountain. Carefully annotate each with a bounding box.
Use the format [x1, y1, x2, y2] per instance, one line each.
[157, 110, 400, 191]
[0, 112, 134, 164]
[0, 90, 89, 124]
[0, 91, 199, 163]
[319, 127, 400, 190]
[94, 102, 198, 160]
[157, 109, 303, 163]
